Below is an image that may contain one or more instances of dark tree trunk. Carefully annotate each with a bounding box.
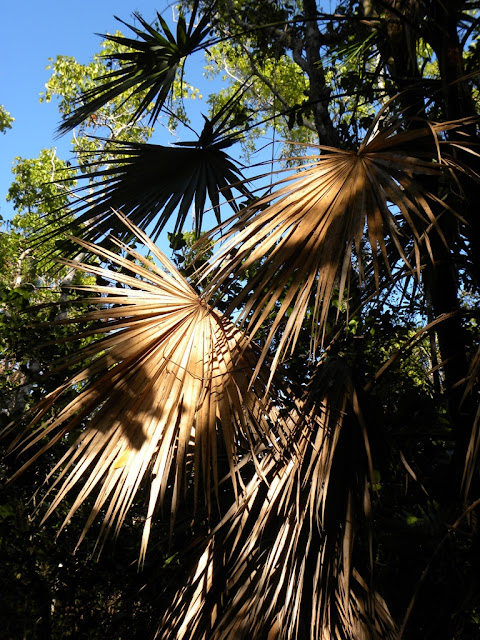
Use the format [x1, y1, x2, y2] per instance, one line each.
[381, 0, 479, 477]
[301, 0, 340, 146]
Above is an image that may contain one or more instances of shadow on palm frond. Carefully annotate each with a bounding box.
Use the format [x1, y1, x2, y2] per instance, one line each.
[199, 113, 480, 385]
[3, 213, 294, 565]
[158, 359, 398, 640]
[57, 2, 213, 135]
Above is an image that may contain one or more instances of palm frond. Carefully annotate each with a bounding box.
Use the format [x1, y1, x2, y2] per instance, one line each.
[200, 114, 480, 385]
[4, 213, 292, 563]
[55, 140, 249, 248]
[461, 342, 480, 498]
[57, 3, 212, 135]
[50, 91, 253, 250]
[159, 360, 398, 640]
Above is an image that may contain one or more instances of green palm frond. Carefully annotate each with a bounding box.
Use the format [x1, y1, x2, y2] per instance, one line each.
[200, 114, 480, 384]
[57, 3, 212, 135]
[5, 214, 292, 563]
[58, 140, 249, 245]
[159, 360, 397, 640]
[51, 91, 253, 248]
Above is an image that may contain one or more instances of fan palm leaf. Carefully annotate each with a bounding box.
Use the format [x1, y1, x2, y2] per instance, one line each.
[5, 214, 292, 563]
[57, 2, 212, 135]
[199, 114, 480, 385]
[50, 90, 252, 249]
[55, 136, 250, 246]
[158, 360, 398, 640]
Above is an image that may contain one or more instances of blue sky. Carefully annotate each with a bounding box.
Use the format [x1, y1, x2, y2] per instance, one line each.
[0, 1, 184, 222]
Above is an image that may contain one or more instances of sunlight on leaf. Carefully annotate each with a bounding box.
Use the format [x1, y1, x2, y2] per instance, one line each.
[200, 114, 480, 386]
[4, 213, 293, 564]
[158, 360, 398, 640]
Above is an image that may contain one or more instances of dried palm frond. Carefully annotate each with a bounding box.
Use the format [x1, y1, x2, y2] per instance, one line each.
[461, 341, 480, 499]
[158, 360, 398, 640]
[4, 213, 294, 564]
[199, 114, 480, 385]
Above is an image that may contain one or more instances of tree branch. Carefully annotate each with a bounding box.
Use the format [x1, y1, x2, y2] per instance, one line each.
[239, 43, 317, 133]
[300, 0, 339, 145]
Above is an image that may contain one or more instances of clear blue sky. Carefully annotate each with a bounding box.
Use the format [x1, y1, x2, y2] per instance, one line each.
[0, 1, 184, 222]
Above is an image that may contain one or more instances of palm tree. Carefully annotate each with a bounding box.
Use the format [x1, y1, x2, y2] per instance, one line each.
[4, 1, 480, 637]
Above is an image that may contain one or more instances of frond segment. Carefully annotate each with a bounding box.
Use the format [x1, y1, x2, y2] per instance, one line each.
[158, 360, 398, 640]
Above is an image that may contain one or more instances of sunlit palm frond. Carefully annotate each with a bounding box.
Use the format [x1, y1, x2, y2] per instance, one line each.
[200, 115, 480, 385]
[5, 214, 291, 563]
[57, 2, 212, 134]
[159, 360, 398, 640]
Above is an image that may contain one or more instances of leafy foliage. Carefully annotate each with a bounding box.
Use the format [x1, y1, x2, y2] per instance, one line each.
[0, 105, 14, 134]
